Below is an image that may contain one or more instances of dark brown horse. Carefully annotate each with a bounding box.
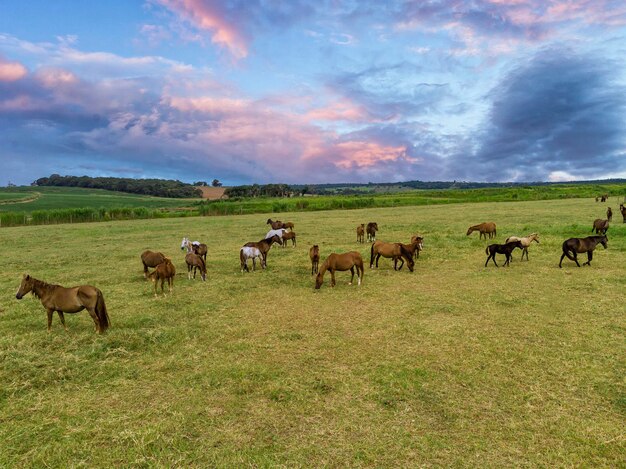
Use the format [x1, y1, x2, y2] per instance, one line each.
[267, 218, 283, 230]
[356, 224, 365, 243]
[607, 207, 613, 222]
[484, 240, 523, 267]
[185, 253, 206, 281]
[141, 250, 166, 279]
[244, 234, 282, 266]
[149, 258, 175, 296]
[15, 274, 110, 333]
[621, 204, 626, 223]
[366, 222, 378, 242]
[592, 218, 609, 234]
[310, 245, 320, 275]
[559, 235, 607, 268]
[370, 240, 415, 272]
[600, 194, 608, 202]
[467, 222, 497, 240]
[315, 252, 364, 289]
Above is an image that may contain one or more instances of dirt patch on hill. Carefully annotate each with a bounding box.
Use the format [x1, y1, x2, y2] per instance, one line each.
[196, 186, 227, 199]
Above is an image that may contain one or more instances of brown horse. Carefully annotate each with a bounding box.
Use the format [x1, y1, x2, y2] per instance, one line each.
[15, 274, 110, 334]
[366, 222, 378, 242]
[149, 258, 175, 296]
[370, 240, 415, 272]
[281, 231, 296, 247]
[356, 224, 365, 243]
[592, 218, 609, 234]
[181, 238, 207, 263]
[315, 252, 364, 289]
[409, 235, 424, 259]
[600, 194, 608, 202]
[244, 234, 282, 266]
[621, 204, 626, 223]
[467, 222, 497, 240]
[185, 253, 206, 281]
[485, 240, 523, 267]
[310, 245, 320, 274]
[267, 218, 283, 230]
[282, 221, 295, 231]
[141, 250, 166, 279]
[607, 207, 613, 222]
[559, 235, 607, 268]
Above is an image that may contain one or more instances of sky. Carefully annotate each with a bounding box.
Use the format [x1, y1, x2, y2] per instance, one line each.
[0, 1, 625, 186]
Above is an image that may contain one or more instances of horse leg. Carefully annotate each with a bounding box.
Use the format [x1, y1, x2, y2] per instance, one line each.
[86, 307, 102, 333]
[376, 254, 381, 268]
[160, 277, 165, 295]
[491, 253, 499, 267]
[56, 311, 68, 331]
[143, 262, 149, 279]
[584, 251, 593, 266]
[397, 256, 404, 270]
[349, 267, 355, 285]
[46, 308, 54, 332]
[504, 253, 511, 266]
[559, 252, 566, 268]
[330, 269, 336, 287]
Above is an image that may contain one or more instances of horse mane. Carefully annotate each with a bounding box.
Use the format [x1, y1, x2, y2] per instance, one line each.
[30, 277, 59, 299]
[399, 243, 413, 260]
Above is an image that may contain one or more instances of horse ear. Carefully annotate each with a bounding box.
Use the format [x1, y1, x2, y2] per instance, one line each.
[24, 274, 30, 280]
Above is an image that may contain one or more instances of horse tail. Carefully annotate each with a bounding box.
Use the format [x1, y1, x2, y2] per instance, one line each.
[370, 242, 375, 267]
[561, 241, 576, 261]
[96, 289, 110, 333]
[485, 245, 490, 255]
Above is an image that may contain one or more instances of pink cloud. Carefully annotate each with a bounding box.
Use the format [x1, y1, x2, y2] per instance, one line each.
[306, 100, 369, 122]
[156, 0, 248, 58]
[0, 56, 27, 81]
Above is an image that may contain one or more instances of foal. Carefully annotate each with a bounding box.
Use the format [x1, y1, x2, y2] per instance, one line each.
[185, 253, 206, 281]
[149, 258, 176, 296]
[505, 233, 539, 261]
[484, 240, 523, 267]
[356, 224, 365, 243]
[592, 219, 609, 234]
[281, 231, 296, 247]
[309, 245, 320, 274]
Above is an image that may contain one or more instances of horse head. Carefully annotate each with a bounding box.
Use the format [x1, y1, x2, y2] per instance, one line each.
[180, 237, 189, 250]
[600, 236, 608, 249]
[314, 272, 323, 289]
[16, 274, 33, 299]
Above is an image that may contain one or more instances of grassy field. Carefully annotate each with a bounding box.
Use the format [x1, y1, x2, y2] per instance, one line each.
[0, 186, 195, 212]
[0, 198, 624, 467]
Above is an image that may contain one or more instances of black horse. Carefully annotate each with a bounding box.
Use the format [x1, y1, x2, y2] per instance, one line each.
[559, 235, 607, 268]
[485, 240, 523, 267]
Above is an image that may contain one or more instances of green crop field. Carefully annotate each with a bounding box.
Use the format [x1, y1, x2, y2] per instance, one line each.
[0, 186, 195, 212]
[0, 198, 624, 467]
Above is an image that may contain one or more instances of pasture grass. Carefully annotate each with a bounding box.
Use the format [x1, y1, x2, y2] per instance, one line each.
[0, 198, 624, 467]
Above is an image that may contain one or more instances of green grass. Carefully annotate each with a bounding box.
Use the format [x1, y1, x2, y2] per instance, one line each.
[0, 186, 195, 212]
[0, 198, 624, 467]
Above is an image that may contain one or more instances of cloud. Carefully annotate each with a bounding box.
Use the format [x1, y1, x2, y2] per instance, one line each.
[0, 56, 27, 81]
[455, 48, 626, 181]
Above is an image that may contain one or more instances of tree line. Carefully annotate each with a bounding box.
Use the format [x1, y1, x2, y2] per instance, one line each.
[32, 174, 203, 198]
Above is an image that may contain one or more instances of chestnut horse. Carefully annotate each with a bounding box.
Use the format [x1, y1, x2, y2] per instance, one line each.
[15, 274, 110, 334]
[559, 235, 607, 268]
[310, 245, 320, 274]
[467, 222, 497, 240]
[185, 253, 206, 281]
[149, 258, 175, 296]
[141, 250, 166, 279]
[244, 234, 282, 267]
[356, 224, 365, 243]
[281, 231, 296, 247]
[315, 252, 364, 289]
[370, 241, 415, 272]
[409, 235, 424, 259]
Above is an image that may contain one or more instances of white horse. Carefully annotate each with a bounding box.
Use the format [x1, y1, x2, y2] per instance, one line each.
[240, 246, 265, 272]
[180, 237, 201, 253]
[265, 228, 286, 241]
[505, 233, 539, 261]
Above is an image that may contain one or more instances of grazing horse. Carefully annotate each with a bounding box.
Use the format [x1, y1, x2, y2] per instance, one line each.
[315, 252, 364, 289]
[484, 240, 524, 267]
[410, 235, 424, 259]
[281, 231, 296, 247]
[559, 235, 607, 268]
[505, 233, 539, 261]
[181, 237, 207, 263]
[15, 274, 110, 334]
[467, 222, 497, 240]
[356, 224, 365, 243]
[592, 218, 609, 234]
[370, 240, 415, 272]
[607, 207, 613, 222]
[240, 246, 265, 272]
[141, 250, 167, 279]
[244, 235, 283, 267]
[309, 245, 320, 275]
[185, 253, 206, 281]
[366, 222, 379, 242]
[267, 218, 283, 230]
[149, 258, 175, 296]
[621, 204, 626, 223]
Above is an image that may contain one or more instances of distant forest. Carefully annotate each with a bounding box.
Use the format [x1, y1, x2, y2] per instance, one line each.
[32, 174, 202, 198]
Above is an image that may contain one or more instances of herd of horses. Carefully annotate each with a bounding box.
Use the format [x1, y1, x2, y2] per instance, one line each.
[15, 196, 622, 333]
